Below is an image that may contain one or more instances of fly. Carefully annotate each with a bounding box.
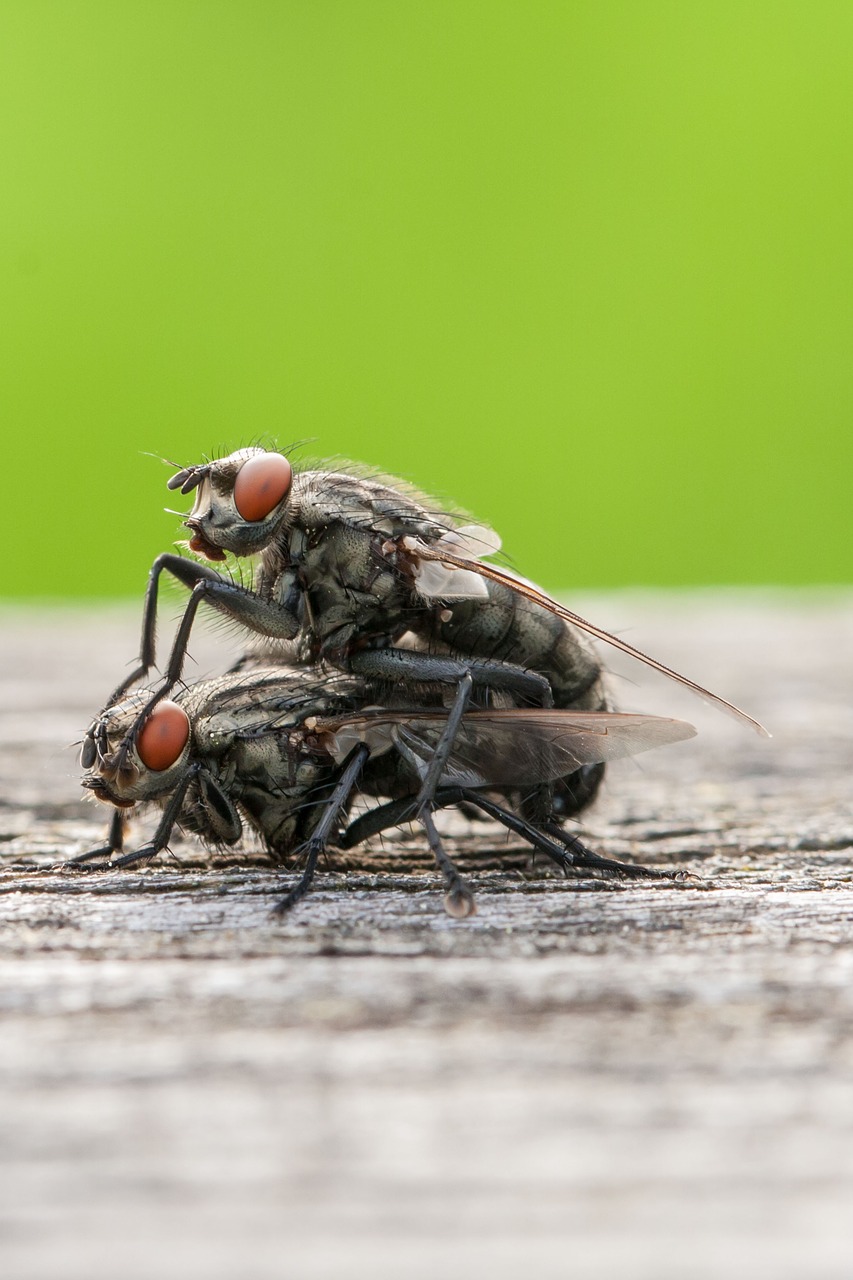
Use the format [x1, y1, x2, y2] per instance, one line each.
[81, 447, 766, 830]
[76, 664, 697, 917]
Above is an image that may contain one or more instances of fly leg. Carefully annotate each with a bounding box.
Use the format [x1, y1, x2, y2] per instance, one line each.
[340, 787, 506, 905]
[350, 649, 560, 917]
[341, 788, 570, 899]
[65, 768, 201, 873]
[97, 566, 302, 776]
[82, 555, 230, 767]
[348, 648, 553, 708]
[110, 555, 229, 700]
[465, 795, 666, 881]
[408, 672, 478, 916]
[271, 744, 370, 916]
[419, 807, 476, 919]
[413, 671, 473, 811]
[349, 646, 559, 833]
[340, 789, 666, 881]
[64, 807, 127, 867]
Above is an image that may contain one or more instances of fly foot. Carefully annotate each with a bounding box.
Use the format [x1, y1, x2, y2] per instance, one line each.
[60, 845, 117, 871]
[107, 843, 162, 869]
[444, 883, 477, 919]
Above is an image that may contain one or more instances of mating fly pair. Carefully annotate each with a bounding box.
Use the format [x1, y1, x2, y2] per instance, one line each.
[80, 445, 766, 911]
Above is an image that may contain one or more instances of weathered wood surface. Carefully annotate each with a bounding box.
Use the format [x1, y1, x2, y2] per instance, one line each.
[1, 592, 852, 1279]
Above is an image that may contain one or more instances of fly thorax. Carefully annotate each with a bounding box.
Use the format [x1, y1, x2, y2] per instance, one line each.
[194, 714, 239, 757]
[294, 526, 411, 646]
[231, 734, 292, 790]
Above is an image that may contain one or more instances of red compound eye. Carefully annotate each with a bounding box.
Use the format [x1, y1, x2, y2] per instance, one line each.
[137, 701, 190, 772]
[233, 452, 292, 522]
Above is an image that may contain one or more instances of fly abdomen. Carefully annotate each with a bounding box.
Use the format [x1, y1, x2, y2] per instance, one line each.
[437, 581, 606, 712]
[436, 582, 607, 817]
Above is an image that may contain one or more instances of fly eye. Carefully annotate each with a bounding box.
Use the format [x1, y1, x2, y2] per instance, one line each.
[233, 453, 293, 522]
[136, 701, 190, 772]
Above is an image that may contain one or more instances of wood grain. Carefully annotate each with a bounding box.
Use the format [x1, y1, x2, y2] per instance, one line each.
[1, 592, 852, 1279]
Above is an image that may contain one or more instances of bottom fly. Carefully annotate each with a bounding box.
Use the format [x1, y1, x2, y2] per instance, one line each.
[75, 664, 696, 917]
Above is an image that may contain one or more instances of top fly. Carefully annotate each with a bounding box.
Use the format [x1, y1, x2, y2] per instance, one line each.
[82, 446, 767, 812]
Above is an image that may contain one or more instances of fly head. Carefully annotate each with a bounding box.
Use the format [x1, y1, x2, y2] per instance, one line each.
[175, 447, 293, 561]
[82, 693, 192, 807]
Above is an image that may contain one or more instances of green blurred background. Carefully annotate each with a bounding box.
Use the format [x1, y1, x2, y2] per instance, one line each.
[1, 0, 850, 598]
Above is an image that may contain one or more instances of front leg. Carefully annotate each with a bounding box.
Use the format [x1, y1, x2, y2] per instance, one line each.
[83, 554, 234, 767]
[66, 767, 202, 873]
[107, 554, 229, 706]
[101, 571, 302, 774]
[64, 807, 127, 867]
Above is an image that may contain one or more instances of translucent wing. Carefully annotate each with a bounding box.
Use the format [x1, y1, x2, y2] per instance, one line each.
[404, 537, 769, 737]
[407, 525, 502, 600]
[316, 708, 697, 788]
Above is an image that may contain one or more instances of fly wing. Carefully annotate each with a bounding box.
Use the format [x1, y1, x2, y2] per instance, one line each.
[412, 526, 503, 600]
[404, 538, 769, 737]
[316, 708, 697, 788]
